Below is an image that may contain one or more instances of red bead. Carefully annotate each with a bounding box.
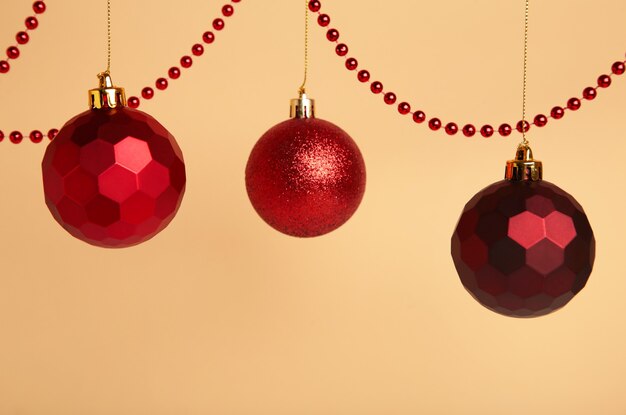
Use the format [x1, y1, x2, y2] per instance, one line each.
[180, 56, 193, 68]
[318, 14, 330, 27]
[7, 46, 20, 59]
[308, 0, 321, 12]
[370, 81, 383, 94]
[412, 111, 426, 123]
[0, 60, 9, 73]
[567, 97, 581, 110]
[326, 28, 339, 42]
[551, 106, 564, 119]
[213, 18, 225, 31]
[168, 66, 181, 79]
[9, 131, 23, 144]
[141, 87, 154, 99]
[357, 70, 370, 82]
[582, 86, 596, 100]
[452, 180, 595, 317]
[612, 61, 625, 75]
[480, 125, 494, 137]
[428, 118, 441, 131]
[246, 118, 365, 237]
[127, 96, 140, 108]
[41, 107, 186, 247]
[25, 16, 39, 29]
[345, 57, 358, 70]
[498, 123, 512, 136]
[192, 43, 204, 56]
[397, 102, 411, 115]
[202, 31, 215, 44]
[0, 131, 4, 142]
[231, 0, 240, 2]
[462, 124, 476, 137]
[445, 122, 458, 135]
[155, 77, 168, 90]
[29, 130, 43, 143]
[335, 43, 348, 56]
[533, 114, 547, 127]
[16, 31, 29, 45]
[47, 128, 58, 140]
[516, 120, 530, 133]
[33, 1, 46, 13]
[597, 74, 611, 88]
[383, 92, 396, 105]
[222, 4, 234, 16]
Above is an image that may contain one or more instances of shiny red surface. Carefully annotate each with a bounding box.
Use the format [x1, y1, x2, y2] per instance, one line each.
[451, 180, 595, 317]
[246, 118, 366, 237]
[41, 107, 186, 248]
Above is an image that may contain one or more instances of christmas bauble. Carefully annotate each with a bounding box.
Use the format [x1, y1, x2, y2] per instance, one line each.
[41, 73, 185, 248]
[451, 145, 594, 317]
[245, 95, 365, 237]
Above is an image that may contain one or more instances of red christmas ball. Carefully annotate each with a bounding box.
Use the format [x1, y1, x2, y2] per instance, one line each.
[246, 117, 366, 237]
[451, 179, 595, 317]
[41, 107, 186, 248]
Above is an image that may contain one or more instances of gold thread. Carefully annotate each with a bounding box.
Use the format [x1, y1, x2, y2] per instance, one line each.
[521, 0, 529, 144]
[106, 0, 111, 73]
[298, 0, 309, 95]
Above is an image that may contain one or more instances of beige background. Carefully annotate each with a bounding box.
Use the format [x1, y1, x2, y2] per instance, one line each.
[0, 0, 625, 414]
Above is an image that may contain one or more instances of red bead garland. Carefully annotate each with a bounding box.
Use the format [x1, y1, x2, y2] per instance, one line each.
[310, 0, 625, 137]
[1, 1, 46, 76]
[126, 1, 241, 110]
[2, 0, 624, 143]
[2, 0, 240, 143]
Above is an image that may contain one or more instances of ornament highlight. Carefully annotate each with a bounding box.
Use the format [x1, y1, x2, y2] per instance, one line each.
[245, 93, 366, 237]
[451, 144, 595, 317]
[41, 73, 186, 248]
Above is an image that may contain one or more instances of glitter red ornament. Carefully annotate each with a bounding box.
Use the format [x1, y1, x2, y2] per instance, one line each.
[41, 73, 186, 248]
[246, 93, 366, 237]
[451, 144, 594, 317]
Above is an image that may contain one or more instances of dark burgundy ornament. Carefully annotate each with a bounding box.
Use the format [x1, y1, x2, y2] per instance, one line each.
[41, 73, 186, 248]
[451, 144, 594, 317]
[246, 93, 366, 237]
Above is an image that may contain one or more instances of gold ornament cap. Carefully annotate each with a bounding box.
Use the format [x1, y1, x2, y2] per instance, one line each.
[505, 143, 543, 181]
[290, 92, 315, 119]
[88, 72, 126, 110]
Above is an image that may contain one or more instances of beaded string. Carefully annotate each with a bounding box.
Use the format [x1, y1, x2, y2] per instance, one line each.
[298, 0, 310, 95]
[520, 0, 530, 144]
[106, 0, 111, 74]
[308, 0, 626, 138]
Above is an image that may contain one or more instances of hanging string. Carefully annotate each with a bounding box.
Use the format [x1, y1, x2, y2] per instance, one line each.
[521, 0, 529, 144]
[298, 0, 309, 95]
[106, 0, 111, 73]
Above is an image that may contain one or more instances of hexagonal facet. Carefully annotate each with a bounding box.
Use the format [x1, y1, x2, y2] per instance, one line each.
[451, 180, 595, 318]
[41, 107, 186, 248]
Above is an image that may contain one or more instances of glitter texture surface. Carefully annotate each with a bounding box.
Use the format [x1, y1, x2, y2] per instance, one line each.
[41, 107, 186, 248]
[451, 180, 595, 317]
[246, 118, 366, 237]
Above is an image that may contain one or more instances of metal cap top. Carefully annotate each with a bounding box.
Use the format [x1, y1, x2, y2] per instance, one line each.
[89, 72, 126, 110]
[505, 143, 543, 182]
[290, 93, 315, 119]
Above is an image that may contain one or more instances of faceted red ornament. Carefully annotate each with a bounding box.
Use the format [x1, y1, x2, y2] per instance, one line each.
[41, 107, 186, 248]
[246, 117, 366, 237]
[451, 147, 594, 317]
